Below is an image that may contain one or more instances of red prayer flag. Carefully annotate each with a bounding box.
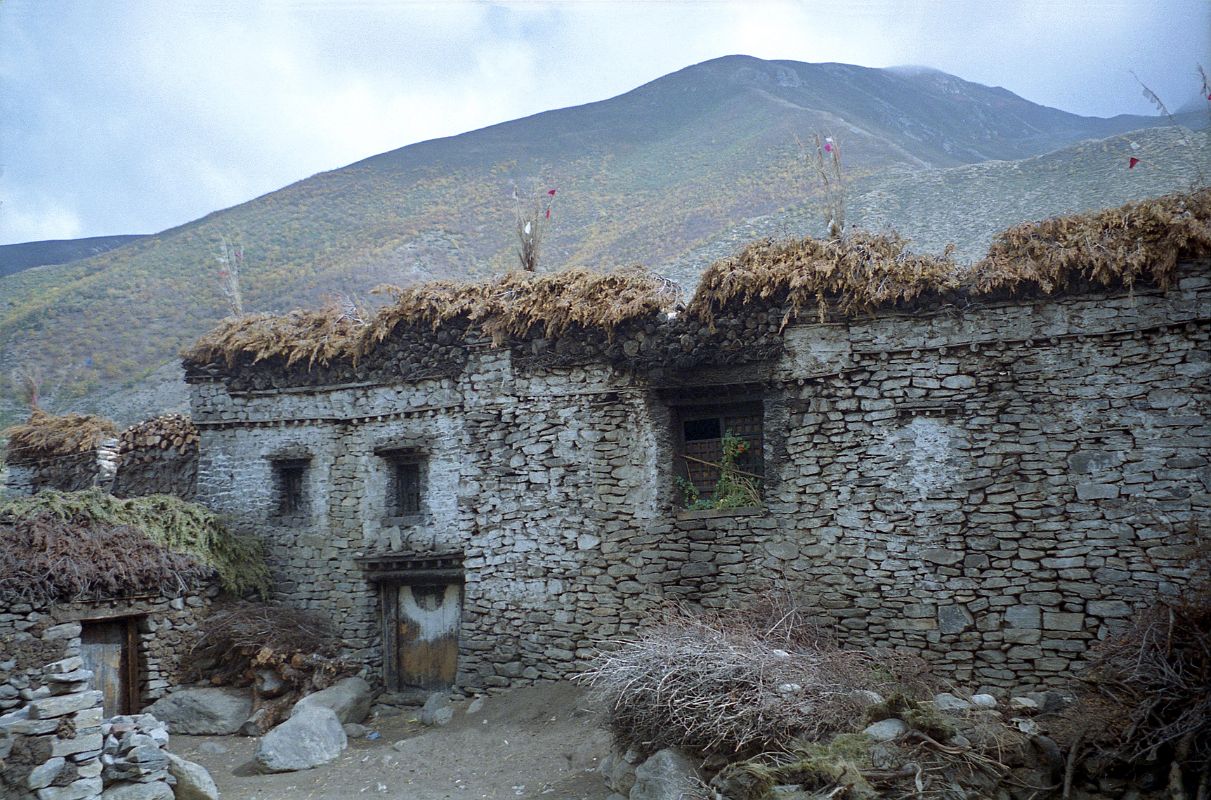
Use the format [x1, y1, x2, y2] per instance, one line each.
[545, 208, 551, 219]
[547, 189, 557, 196]
[1129, 157, 1140, 169]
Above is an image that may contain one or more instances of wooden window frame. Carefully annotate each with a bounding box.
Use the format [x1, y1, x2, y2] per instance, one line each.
[381, 450, 426, 523]
[672, 399, 764, 505]
[271, 458, 310, 519]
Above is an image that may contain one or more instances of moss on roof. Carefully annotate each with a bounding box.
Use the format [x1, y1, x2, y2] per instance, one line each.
[0, 489, 270, 601]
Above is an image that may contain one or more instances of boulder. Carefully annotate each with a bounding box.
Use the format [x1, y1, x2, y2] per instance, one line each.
[291, 677, 372, 725]
[419, 693, 453, 727]
[862, 718, 908, 742]
[932, 693, 973, 713]
[145, 688, 251, 735]
[256, 705, 347, 773]
[599, 749, 638, 796]
[166, 752, 220, 800]
[631, 749, 704, 800]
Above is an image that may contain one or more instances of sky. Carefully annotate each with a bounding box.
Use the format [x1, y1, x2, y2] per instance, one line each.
[1, 0, 1208, 246]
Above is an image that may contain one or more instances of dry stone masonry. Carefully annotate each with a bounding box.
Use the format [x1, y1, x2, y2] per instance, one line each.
[185, 259, 1210, 694]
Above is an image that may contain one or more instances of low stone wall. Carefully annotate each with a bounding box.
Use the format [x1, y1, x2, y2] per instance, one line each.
[4, 442, 118, 497]
[189, 261, 1210, 694]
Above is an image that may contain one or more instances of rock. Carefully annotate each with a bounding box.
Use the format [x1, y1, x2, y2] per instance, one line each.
[465, 697, 485, 715]
[863, 718, 908, 742]
[145, 688, 251, 735]
[933, 693, 973, 712]
[971, 694, 998, 709]
[165, 752, 219, 800]
[599, 748, 638, 795]
[239, 707, 272, 737]
[631, 749, 704, 800]
[419, 693, 453, 727]
[27, 756, 65, 789]
[291, 677, 372, 725]
[256, 705, 347, 772]
[1009, 697, 1039, 712]
[255, 669, 287, 699]
[342, 723, 368, 739]
[99, 781, 173, 800]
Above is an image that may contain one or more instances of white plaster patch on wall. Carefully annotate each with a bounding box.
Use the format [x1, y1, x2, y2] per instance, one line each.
[896, 417, 955, 501]
[398, 584, 461, 643]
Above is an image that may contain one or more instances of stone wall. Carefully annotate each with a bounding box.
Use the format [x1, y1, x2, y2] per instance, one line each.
[187, 261, 1210, 693]
[0, 590, 215, 717]
[4, 441, 119, 497]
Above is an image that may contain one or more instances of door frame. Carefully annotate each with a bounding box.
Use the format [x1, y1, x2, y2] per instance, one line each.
[79, 615, 141, 715]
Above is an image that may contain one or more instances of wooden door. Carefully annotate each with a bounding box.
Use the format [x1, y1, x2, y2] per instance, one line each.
[80, 618, 138, 716]
[383, 583, 461, 690]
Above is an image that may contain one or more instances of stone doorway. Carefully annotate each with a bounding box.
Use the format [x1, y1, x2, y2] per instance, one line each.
[80, 617, 140, 716]
[361, 553, 464, 691]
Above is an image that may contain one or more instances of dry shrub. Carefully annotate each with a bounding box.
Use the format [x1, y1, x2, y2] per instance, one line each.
[1072, 584, 1211, 764]
[582, 602, 929, 758]
[969, 187, 1211, 297]
[4, 409, 118, 466]
[0, 512, 212, 604]
[186, 266, 679, 369]
[686, 231, 959, 328]
[187, 600, 353, 707]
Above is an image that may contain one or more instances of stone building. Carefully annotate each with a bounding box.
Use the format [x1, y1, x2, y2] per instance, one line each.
[182, 226, 1210, 696]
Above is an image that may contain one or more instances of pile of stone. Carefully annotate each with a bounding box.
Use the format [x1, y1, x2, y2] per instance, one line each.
[0, 655, 105, 799]
[99, 714, 174, 797]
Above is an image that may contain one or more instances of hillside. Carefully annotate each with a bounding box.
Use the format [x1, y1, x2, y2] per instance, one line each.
[665, 126, 1211, 284]
[0, 55, 1195, 427]
[0, 235, 146, 278]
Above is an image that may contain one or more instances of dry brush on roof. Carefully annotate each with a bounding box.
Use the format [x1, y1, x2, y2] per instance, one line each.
[686, 231, 960, 327]
[4, 410, 118, 466]
[185, 266, 681, 369]
[968, 187, 1211, 296]
[0, 489, 270, 599]
[0, 512, 212, 605]
[181, 305, 367, 370]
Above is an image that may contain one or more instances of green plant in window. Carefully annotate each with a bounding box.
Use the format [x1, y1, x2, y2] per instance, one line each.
[711, 431, 762, 508]
[676, 476, 713, 510]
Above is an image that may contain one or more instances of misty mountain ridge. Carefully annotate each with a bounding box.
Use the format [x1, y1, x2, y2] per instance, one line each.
[0, 54, 1205, 430]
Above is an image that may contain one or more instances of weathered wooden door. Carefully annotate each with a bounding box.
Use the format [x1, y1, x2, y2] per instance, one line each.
[383, 582, 462, 690]
[80, 618, 139, 716]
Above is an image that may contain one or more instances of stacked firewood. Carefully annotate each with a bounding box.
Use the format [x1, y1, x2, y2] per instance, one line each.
[118, 414, 199, 463]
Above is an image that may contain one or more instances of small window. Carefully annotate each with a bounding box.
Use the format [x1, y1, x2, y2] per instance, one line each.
[390, 460, 422, 517]
[272, 459, 309, 518]
[673, 401, 764, 508]
[381, 451, 425, 520]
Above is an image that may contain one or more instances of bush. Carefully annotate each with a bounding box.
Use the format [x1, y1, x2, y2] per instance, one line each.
[581, 596, 930, 758]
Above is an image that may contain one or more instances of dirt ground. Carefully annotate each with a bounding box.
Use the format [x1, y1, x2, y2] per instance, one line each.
[170, 682, 614, 800]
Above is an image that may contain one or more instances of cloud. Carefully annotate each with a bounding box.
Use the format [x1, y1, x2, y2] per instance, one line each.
[0, 0, 1207, 245]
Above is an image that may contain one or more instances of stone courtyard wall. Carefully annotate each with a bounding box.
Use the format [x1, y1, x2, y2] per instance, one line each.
[187, 260, 1210, 693]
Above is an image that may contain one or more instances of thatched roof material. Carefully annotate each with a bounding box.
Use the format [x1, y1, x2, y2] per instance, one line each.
[686, 231, 959, 326]
[4, 410, 118, 466]
[0, 489, 270, 601]
[184, 266, 680, 369]
[968, 187, 1211, 296]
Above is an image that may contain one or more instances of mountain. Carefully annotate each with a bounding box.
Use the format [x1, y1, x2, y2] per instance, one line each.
[0, 55, 1202, 428]
[0, 235, 146, 278]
